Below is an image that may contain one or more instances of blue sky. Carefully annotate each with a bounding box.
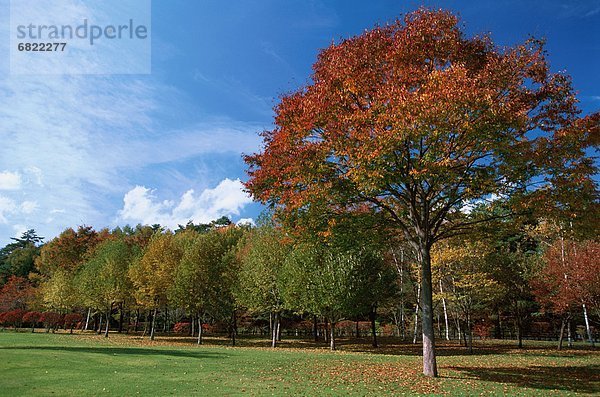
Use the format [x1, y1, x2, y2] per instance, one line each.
[0, 0, 598, 245]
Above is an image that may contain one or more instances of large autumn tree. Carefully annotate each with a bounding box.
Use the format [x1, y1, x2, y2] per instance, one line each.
[245, 8, 596, 376]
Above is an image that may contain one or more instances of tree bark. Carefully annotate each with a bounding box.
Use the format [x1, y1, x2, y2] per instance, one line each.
[272, 312, 278, 348]
[150, 307, 157, 340]
[118, 303, 124, 333]
[558, 317, 566, 350]
[104, 305, 111, 338]
[413, 284, 420, 344]
[583, 304, 594, 346]
[197, 315, 203, 345]
[329, 320, 336, 351]
[97, 314, 103, 335]
[440, 280, 450, 341]
[231, 310, 237, 347]
[84, 307, 91, 331]
[419, 244, 438, 377]
[370, 307, 378, 348]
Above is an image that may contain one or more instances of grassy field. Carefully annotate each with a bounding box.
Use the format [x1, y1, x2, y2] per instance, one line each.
[0, 331, 598, 396]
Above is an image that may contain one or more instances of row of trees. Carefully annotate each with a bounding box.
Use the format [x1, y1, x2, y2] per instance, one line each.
[1, 214, 598, 351]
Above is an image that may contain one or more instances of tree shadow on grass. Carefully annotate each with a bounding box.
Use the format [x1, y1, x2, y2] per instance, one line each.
[447, 364, 600, 394]
[0, 346, 227, 360]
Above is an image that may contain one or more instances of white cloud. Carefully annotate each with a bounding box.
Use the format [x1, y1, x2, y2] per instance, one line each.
[118, 178, 253, 229]
[12, 224, 28, 239]
[0, 171, 22, 190]
[0, 196, 17, 223]
[20, 201, 38, 215]
[236, 218, 255, 226]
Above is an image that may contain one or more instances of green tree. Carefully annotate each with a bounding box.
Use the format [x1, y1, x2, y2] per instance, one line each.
[235, 224, 290, 347]
[128, 231, 184, 340]
[77, 238, 139, 337]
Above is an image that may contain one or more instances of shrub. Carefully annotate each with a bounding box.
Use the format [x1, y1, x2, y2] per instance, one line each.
[3, 309, 26, 329]
[40, 312, 63, 332]
[23, 311, 42, 332]
[173, 322, 191, 334]
[64, 313, 83, 333]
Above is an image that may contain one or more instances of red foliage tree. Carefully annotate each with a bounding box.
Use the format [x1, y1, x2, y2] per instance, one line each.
[63, 313, 83, 334]
[2, 309, 26, 329]
[0, 276, 34, 311]
[533, 240, 600, 348]
[23, 311, 42, 332]
[40, 312, 63, 333]
[244, 8, 594, 376]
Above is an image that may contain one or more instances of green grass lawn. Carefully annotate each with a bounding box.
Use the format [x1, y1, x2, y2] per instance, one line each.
[0, 331, 598, 396]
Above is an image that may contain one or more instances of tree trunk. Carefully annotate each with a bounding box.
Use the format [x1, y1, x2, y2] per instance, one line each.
[515, 313, 523, 349]
[98, 314, 103, 335]
[419, 244, 438, 377]
[413, 284, 420, 344]
[134, 309, 139, 333]
[467, 312, 473, 354]
[84, 307, 91, 331]
[440, 280, 450, 341]
[118, 303, 124, 333]
[329, 320, 336, 351]
[104, 306, 111, 338]
[197, 315, 203, 345]
[583, 304, 594, 346]
[323, 318, 328, 343]
[272, 312, 278, 348]
[313, 315, 318, 342]
[191, 314, 195, 337]
[370, 307, 378, 348]
[150, 307, 157, 341]
[567, 319, 573, 348]
[558, 317, 566, 350]
[231, 310, 237, 347]
[163, 306, 168, 333]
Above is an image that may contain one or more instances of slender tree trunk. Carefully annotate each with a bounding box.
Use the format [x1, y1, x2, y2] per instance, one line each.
[163, 306, 168, 333]
[269, 312, 273, 339]
[370, 307, 378, 348]
[134, 309, 139, 333]
[455, 314, 462, 345]
[197, 315, 203, 345]
[191, 314, 195, 337]
[118, 303, 124, 333]
[104, 305, 111, 338]
[583, 304, 594, 346]
[440, 280, 450, 341]
[231, 310, 237, 346]
[413, 284, 421, 344]
[515, 312, 523, 349]
[467, 312, 473, 354]
[323, 318, 328, 343]
[329, 320, 336, 351]
[558, 317, 566, 350]
[277, 315, 282, 341]
[313, 315, 318, 342]
[84, 307, 91, 331]
[97, 314, 103, 335]
[567, 319, 573, 347]
[150, 307, 157, 341]
[272, 312, 279, 348]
